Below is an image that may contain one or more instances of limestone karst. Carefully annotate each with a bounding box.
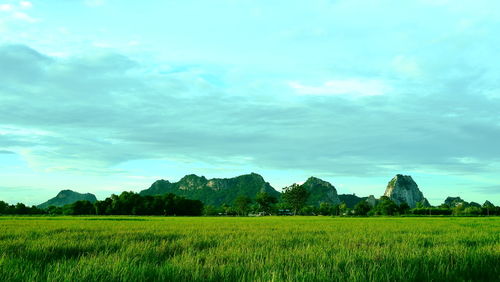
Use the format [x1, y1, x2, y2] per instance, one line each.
[383, 174, 429, 208]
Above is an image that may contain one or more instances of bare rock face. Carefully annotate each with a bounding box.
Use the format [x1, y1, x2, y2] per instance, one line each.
[383, 174, 428, 208]
[366, 195, 378, 207]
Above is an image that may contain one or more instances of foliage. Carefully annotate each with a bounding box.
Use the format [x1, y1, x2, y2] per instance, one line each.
[203, 205, 221, 216]
[255, 192, 278, 214]
[281, 184, 310, 215]
[338, 194, 365, 208]
[0, 201, 45, 215]
[353, 200, 371, 216]
[139, 173, 280, 207]
[43, 192, 204, 216]
[371, 196, 399, 215]
[318, 202, 338, 216]
[63, 200, 96, 215]
[411, 208, 452, 215]
[398, 202, 411, 214]
[233, 195, 252, 216]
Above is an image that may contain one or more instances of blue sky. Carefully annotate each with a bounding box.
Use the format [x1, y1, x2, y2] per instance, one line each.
[1, 0, 500, 206]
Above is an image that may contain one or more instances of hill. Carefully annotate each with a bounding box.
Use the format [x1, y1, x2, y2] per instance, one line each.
[37, 190, 97, 209]
[284, 177, 340, 206]
[383, 174, 429, 208]
[139, 173, 280, 206]
[338, 194, 367, 208]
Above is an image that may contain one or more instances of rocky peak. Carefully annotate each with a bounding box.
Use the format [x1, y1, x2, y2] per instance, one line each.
[444, 196, 467, 207]
[299, 176, 340, 206]
[178, 174, 208, 190]
[366, 195, 378, 207]
[383, 174, 428, 208]
[56, 190, 74, 198]
[304, 176, 330, 186]
[236, 173, 265, 182]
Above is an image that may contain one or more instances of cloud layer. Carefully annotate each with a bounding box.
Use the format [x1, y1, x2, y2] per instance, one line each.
[2, 0, 500, 204]
[1, 44, 499, 180]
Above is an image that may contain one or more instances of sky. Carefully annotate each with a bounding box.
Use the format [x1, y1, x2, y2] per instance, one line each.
[1, 0, 500, 206]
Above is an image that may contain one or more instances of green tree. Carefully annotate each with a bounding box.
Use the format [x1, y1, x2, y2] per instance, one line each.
[354, 200, 371, 216]
[319, 202, 334, 216]
[14, 203, 30, 214]
[373, 196, 398, 215]
[399, 202, 410, 214]
[299, 205, 318, 215]
[255, 191, 278, 215]
[452, 203, 466, 216]
[47, 205, 63, 215]
[63, 200, 95, 215]
[203, 205, 220, 216]
[0, 201, 8, 214]
[282, 184, 309, 215]
[339, 202, 349, 215]
[464, 206, 482, 215]
[233, 195, 252, 216]
[438, 203, 450, 209]
[482, 201, 495, 216]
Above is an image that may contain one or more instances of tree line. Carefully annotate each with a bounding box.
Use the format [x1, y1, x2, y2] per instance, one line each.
[204, 185, 500, 216]
[1, 185, 499, 216]
[0, 192, 204, 216]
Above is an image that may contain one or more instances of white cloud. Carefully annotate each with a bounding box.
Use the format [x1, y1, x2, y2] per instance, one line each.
[20, 1, 32, 9]
[289, 79, 389, 97]
[0, 4, 13, 11]
[12, 11, 37, 22]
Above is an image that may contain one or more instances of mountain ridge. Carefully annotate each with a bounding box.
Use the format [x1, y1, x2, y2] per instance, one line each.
[37, 190, 97, 209]
[139, 173, 280, 206]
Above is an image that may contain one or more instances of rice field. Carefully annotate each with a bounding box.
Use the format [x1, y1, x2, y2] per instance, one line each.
[0, 216, 499, 281]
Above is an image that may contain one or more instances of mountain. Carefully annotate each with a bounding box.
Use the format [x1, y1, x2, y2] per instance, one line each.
[140, 173, 280, 206]
[338, 194, 367, 208]
[444, 197, 468, 207]
[483, 200, 495, 207]
[296, 177, 340, 206]
[383, 174, 429, 208]
[38, 190, 97, 209]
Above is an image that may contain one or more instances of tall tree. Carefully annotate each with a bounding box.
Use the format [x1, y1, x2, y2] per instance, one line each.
[483, 201, 495, 216]
[399, 202, 410, 214]
[255, 191, 278, 215]
[373, 196, 398, 215]
[234, 195, 252, 216]
[282, 184, 309, 215]
[354, 200, 371, 216]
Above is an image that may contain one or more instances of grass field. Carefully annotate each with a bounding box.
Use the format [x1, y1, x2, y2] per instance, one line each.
[0, 216, 499, 281]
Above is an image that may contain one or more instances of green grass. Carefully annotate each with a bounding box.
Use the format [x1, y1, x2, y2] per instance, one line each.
[0, 217, 499, 281]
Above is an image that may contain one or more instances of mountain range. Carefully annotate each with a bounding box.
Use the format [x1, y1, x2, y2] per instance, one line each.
[35, 173, 494, 209]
